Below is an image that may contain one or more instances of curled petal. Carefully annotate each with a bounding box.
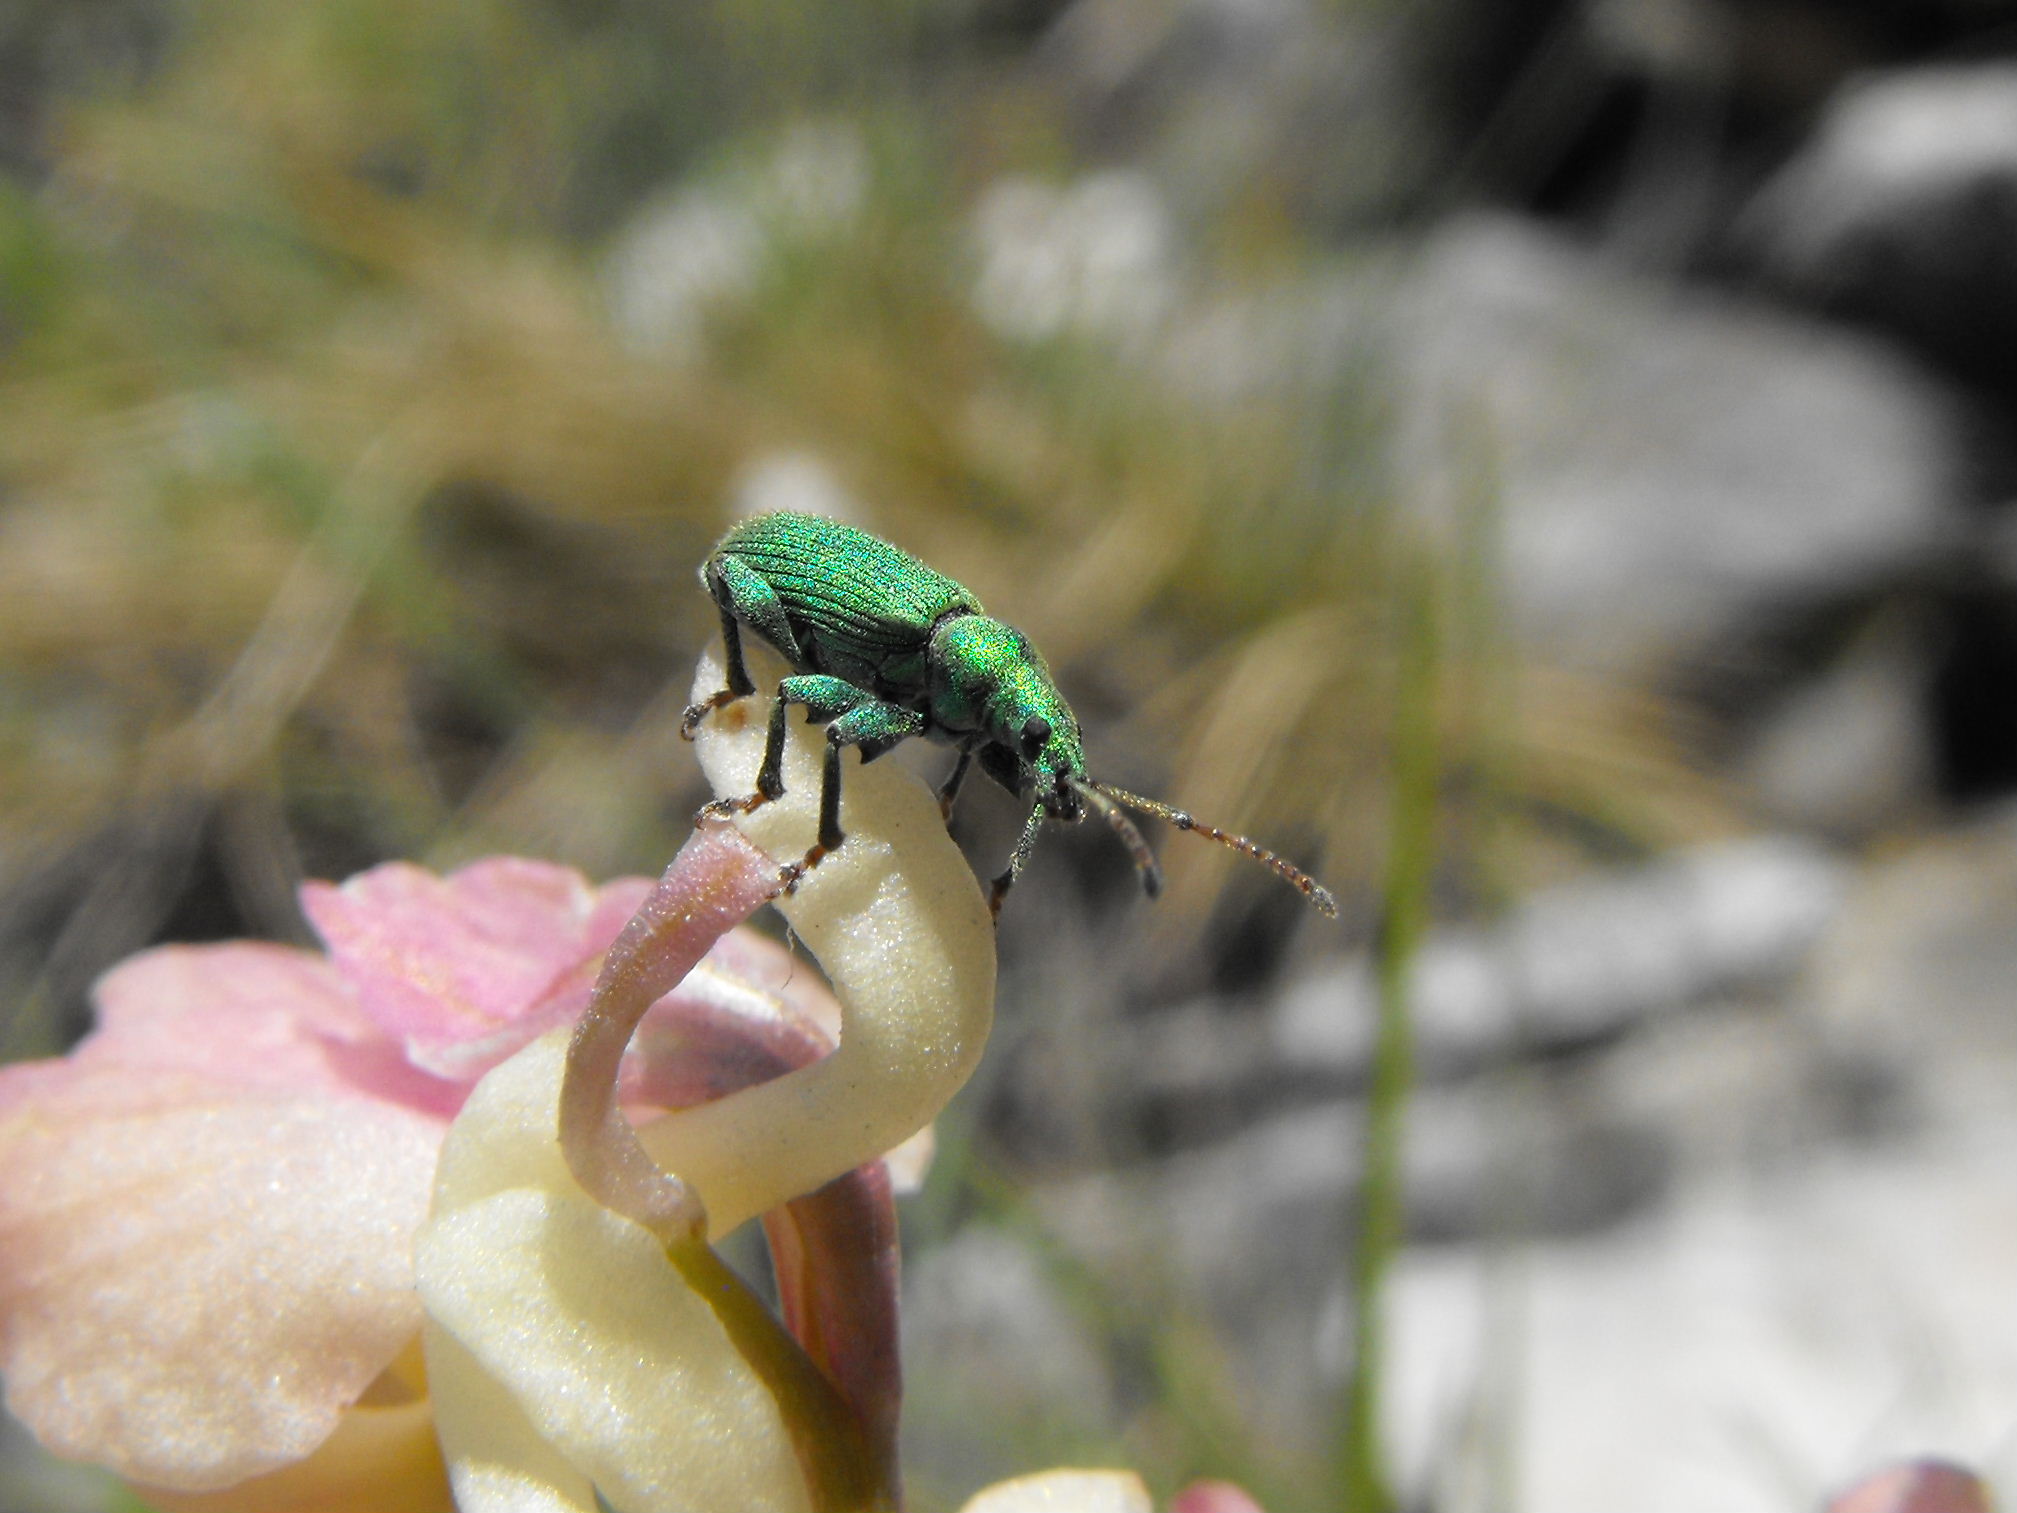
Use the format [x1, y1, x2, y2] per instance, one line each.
[424, 649, 994, 1513]
[621, 942, 933, 1193]
[645, 646, 996, 1236]
[589, 913, 909, 1479]
[422, 1323, 600, 1513]
[567, 882, 911, 1491]
[554, 825, 784, 1241]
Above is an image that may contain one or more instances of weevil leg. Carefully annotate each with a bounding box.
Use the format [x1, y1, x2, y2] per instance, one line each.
[776, 735, 848, 893]
[680, 604, 752, 738]
[938, 744, 976, 824]
[715, 554, 807, 664]
[681, 553, 809, 738]
[699, 676, 922, 873]
[773, 693, 925, 893]
[697, 678, 802, 826]
[987, 803, 1048, 920]
[754, 686, 796, 802]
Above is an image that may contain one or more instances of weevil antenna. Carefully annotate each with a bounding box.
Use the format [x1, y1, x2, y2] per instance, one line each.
[1068, 778, 1164, 899]
[1081, 778, 1339, 918]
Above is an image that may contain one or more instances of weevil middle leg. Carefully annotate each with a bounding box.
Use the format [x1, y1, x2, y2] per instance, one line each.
[698, 675, 924, 891]
[937, 744, 976, 823]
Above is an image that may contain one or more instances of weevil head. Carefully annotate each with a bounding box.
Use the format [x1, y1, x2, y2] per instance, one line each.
[930, 614, 1086, 816]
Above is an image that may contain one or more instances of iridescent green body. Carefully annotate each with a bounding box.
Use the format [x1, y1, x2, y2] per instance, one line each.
[682, 510, 1337, 918]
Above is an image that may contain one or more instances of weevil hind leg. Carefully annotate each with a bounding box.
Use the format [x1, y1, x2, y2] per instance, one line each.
[693, 683, 792, 830]
[693, 676, 796, 833]
[775, 735, 847, 894]
[680, 580, 759, 740]
[681, 554, 807, 738]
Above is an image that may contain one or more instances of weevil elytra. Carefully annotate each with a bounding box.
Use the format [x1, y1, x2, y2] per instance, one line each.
[681, 510, 1338, 920]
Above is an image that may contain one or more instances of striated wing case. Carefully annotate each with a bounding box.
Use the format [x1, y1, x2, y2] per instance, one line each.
[714, 512, 981, 678]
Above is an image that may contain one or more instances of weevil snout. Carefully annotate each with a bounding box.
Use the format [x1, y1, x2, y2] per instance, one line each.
[1040, 775, 1083, 823]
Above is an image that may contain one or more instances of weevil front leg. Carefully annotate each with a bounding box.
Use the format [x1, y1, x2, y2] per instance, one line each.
[681, 553, 810, 739]
[987, 803, 1048, 920]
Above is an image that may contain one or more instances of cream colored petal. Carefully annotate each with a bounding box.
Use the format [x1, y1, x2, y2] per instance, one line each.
[428, 1030, 576, 1217]
[958, 1469, 1157, 1513]
[425, 647, 996, 1513]
[417, 1033, 809, 1513]
[422, 1323, 600, 1513]
[657, 646, 996, 1236]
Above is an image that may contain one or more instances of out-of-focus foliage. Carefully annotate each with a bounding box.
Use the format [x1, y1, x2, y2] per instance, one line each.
[0, 0, 1720, 1048]
[0, 3, 1746, 1509]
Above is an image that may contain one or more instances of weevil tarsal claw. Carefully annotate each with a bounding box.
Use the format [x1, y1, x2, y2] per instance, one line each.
[680, 688, 744, 740]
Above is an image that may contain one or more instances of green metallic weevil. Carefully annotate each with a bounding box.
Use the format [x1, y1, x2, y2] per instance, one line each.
[681, 510, 1339, 920]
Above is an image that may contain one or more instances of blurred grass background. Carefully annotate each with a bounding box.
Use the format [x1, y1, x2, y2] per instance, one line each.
[0, 1, 1726, 1507]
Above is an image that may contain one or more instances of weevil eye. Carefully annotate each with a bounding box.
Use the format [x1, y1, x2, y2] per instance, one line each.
[1019, 715, 1051, 759]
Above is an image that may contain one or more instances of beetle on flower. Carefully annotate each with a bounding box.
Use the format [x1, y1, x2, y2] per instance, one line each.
[0, 647, 1269, 1513]
[682, 510, 1338, 919]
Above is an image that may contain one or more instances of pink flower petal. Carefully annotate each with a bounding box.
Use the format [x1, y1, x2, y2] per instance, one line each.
[3, 825, 932, 1504]
[302, 858, 652, 1081]
[1827, 1461, 1995, 1513]
[0, 942, 465, 1121]
[1171, 1481, 1268, 1513]
[84, 944, 370, 1094]
[0, 1081, 440, 1489]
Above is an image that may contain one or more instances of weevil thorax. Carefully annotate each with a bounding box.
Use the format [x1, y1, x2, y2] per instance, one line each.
[928, 614, 1086, 817]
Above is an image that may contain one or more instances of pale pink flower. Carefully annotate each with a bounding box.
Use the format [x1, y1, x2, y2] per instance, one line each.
[0, 846, 884, 1509]
[413, 652, 1256, 1513]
